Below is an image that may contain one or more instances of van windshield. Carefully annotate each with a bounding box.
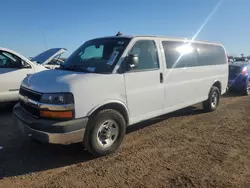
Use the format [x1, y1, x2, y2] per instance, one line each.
[61, 38, 131, 73]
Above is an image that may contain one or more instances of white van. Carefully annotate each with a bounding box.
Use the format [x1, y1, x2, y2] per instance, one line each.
[0, 47, 66, 102]
[13, 34, 228, 156]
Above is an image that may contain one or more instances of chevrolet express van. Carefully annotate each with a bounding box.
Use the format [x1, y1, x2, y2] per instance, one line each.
[13, 34, 228, 156]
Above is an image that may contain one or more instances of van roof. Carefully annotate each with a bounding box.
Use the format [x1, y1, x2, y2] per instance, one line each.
[94, 35, 222, 46]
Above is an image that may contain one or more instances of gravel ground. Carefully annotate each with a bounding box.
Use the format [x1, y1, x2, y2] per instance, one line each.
[0, 93, 250, 188]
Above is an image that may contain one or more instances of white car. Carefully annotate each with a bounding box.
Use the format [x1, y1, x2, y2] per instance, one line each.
[0, 47, 66, 102]
[30, 48, 66, 69]
[14, 34, 228, 157]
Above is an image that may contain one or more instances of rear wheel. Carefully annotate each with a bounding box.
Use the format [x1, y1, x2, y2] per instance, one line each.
[83, 109, 126, 157]
[203, 86, 220, 112]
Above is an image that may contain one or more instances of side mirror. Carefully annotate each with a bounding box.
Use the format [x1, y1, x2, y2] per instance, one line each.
[127, 54, 139, 69]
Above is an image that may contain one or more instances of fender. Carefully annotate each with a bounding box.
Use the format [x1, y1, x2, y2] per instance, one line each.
[212, 80, 222, 94]
[87, 100, 130, 123]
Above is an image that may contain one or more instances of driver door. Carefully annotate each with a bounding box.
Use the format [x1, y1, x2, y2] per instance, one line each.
[0, 50, 34, 101]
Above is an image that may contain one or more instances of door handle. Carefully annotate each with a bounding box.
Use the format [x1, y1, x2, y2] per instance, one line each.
[160, 73, 163, 83]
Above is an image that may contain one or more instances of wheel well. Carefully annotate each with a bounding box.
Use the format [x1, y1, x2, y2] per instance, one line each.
[91, 103, 129, 125]
[212, 81, 222, 94]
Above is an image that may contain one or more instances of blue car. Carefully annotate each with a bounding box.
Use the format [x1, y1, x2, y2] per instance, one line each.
[228, 62, 250, 95]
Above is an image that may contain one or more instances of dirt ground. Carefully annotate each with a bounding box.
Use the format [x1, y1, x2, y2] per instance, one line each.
[0, 93, 250, 188]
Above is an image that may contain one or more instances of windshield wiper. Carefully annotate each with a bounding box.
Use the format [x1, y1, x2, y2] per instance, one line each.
[59, 64, 93, 73]
[74, 66, 94, 73]
[58, 64, 71, 70]
[86, 57, 101, 61]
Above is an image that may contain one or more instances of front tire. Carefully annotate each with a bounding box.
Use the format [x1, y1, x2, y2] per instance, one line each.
[83, 109, 126, 157]
[203, 86, 220, 112]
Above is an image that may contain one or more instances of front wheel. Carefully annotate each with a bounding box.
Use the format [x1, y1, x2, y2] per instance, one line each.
[203, 86, 220, 112]
[83, 109, 126, 157]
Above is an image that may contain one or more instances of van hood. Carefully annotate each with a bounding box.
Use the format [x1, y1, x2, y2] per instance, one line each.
[21, 69, 103, 93]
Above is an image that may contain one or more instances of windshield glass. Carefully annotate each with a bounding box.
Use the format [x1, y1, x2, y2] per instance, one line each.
[31, 48, 64, 64]
[62, 38, 131, 73]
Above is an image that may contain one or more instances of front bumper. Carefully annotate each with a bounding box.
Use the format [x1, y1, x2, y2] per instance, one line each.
[13, 103, 88, 145]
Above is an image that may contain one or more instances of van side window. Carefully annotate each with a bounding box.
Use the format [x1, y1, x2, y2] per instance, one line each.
[162, 41, 199, 68]
[128, 40, 159, 71]
[195, 44, 226, 66]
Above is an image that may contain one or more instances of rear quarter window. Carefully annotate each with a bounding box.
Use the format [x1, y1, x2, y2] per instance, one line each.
[195, 43, 226, 66]
[162, 41, 226, 69]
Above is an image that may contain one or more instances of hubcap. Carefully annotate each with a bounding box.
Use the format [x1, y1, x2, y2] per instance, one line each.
[211, 92, 218, 108]
[97, 120, 119, 148]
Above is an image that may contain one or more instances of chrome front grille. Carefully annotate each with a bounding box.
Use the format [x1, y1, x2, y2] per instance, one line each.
[20, 100, 40, 118]
[19, 87, 42, 102]
[19, 87, 42, 118]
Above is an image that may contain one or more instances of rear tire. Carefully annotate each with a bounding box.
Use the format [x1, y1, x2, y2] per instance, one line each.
[83, 109, 126, 157]
[203, 86, 220, 112]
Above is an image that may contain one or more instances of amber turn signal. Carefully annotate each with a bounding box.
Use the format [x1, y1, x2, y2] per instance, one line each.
[40, 110, 73, 119]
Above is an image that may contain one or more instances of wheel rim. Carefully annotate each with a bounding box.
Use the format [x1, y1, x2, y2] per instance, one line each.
[247, 85, 250, 95]
[211, 92, 218, 108]
[96, 120, 119, 148]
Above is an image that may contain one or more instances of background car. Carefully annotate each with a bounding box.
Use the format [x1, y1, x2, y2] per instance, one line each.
[30, 48, 66, 69]
[0, 47, 66, 102]
[228, 62, 250, 95]
[234, 57, 249, 62]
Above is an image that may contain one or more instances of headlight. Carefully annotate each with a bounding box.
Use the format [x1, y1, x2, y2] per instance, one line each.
[40, 93, 74, 104]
